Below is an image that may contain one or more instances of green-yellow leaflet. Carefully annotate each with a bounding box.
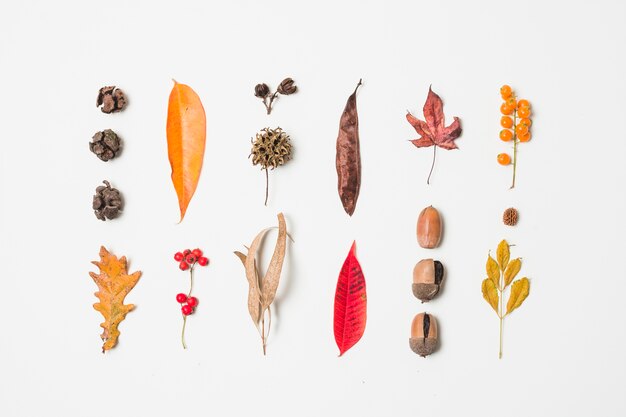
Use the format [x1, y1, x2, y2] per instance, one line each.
[486, 255, 500, 288]
[507, 278, 530, 314]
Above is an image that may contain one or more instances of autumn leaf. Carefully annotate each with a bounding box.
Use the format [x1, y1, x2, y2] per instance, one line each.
[504, 258, 522, 287]
[235, 250, 261, 327]
[486, 254, 500, 288]
[167, 80, 206, 222]
[507, 278, 530, 315]
[89, 246, 142, 353]
[481, 278, 499, 313]
[334, 241, 367, 356]
[235, 213, 288, 355]
[406, 86, 462, 184]
[480, 240, 532, 358]
[497, 240, 510, 272]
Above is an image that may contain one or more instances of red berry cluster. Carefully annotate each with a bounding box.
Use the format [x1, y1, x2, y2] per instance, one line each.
[176, 293, 199, 316]
[174, 248, 209, 271]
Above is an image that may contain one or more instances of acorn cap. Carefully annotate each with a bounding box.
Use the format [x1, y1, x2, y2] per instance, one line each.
[409, 337, 438, 357]
[412, 283, 439, 302]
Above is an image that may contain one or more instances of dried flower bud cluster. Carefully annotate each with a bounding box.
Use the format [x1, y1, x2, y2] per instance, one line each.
[96, 86, 127, 114]
[250, 127, 292, 170]
[90, 129, 121, 161]
[93, 180, 123, 221]
[410, 312, 438, 357]
[503, 207, 519, 226]
[413, 259, 444, 302]
[254, 77, 297, 115]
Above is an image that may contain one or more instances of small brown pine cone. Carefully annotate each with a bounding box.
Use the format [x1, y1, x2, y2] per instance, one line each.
[93, 180, 123, 221]
[90, 129, 121, 161]
[503, 207, 519, 226]
[96, 86, 127, 113]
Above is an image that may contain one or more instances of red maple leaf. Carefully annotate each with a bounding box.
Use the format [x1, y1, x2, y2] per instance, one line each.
[406, 86, 462, 184]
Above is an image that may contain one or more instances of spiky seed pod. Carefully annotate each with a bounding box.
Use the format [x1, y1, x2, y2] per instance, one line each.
[92, 180, 123, 221]
[503, 207, 519, 226]
[412, 259, 444, 302]
[90, 129, 122, 161]
[251, 127, 292, 169]
[410, 312, 438, 357]
[96, 86, 127, 113]
[250, 127, 293, 205]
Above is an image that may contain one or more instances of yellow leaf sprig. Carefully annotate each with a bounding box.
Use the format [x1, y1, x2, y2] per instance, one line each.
[481, 240, 530, 358]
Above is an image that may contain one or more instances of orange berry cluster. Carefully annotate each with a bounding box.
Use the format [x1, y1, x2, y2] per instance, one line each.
[497, 85, 532, 166]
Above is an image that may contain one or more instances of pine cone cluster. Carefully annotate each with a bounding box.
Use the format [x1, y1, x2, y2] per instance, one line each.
[96, 86, 127, 113]
[90, 129, 121, 161]
[93, 180, 123, 221]
[250, 127, 293, 170]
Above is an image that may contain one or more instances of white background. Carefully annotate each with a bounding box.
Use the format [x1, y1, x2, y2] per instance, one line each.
[1, 0, 625, 416]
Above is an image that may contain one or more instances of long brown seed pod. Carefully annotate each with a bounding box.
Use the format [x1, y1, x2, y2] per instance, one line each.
[336, 79, 362, 216]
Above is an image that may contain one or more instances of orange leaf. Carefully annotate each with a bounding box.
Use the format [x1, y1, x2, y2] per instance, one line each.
[167, 80, 206, 222]
[89, 247, 142, 353]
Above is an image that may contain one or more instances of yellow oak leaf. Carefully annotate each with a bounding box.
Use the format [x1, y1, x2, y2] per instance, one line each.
[486, 254, 500, 288]
[504, 258, 521, 287]
[506, 278, 530, 315]
[482, 278, 499, 314]
[497, 240, 510, 272]
[89, 246, 142, 353]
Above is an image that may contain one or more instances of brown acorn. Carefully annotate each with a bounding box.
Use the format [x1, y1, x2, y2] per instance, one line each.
[417, 205, 442, 248]
[409, 312, 438, 357]
[412, 259, 444, 302]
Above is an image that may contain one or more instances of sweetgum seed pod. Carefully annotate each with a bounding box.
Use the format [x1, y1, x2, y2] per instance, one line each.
[412, 259, 444, 302]
[417, 206, 442, 248]
[409, 312, 438, 357]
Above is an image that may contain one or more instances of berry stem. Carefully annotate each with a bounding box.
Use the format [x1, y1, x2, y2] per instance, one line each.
[181, 266, 195, 349]
[181, 316, 188, 350]
[510, 110, 518, 189]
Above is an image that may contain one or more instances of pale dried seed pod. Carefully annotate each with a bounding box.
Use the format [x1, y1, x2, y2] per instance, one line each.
[409, 312, 438, 357]
[417, 205, 442, 248]
[412, 259, 444, 302]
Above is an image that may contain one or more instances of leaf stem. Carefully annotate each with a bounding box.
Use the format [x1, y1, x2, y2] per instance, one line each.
[499, 315, 503, 359]
[427, 145, 437, 185]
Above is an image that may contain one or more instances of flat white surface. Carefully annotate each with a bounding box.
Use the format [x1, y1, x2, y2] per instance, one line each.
[1, 0, 625, 416]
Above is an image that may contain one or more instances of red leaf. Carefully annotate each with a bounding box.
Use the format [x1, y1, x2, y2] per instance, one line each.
[334, 241, 367, 356]
[406, 86, 462, 183]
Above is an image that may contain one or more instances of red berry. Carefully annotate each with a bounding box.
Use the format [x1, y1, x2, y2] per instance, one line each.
[181, 305, 193, 316]
[192, 248, 203, 258]
[179, 261, 189, 271]
[176, 293, 187, 303]
[197, 257, 209, 266]
[185, 254, 197, 264]
[174, 252, 184, 262]
[183, 249, 191, 257]
[187, 296, 198, 308]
